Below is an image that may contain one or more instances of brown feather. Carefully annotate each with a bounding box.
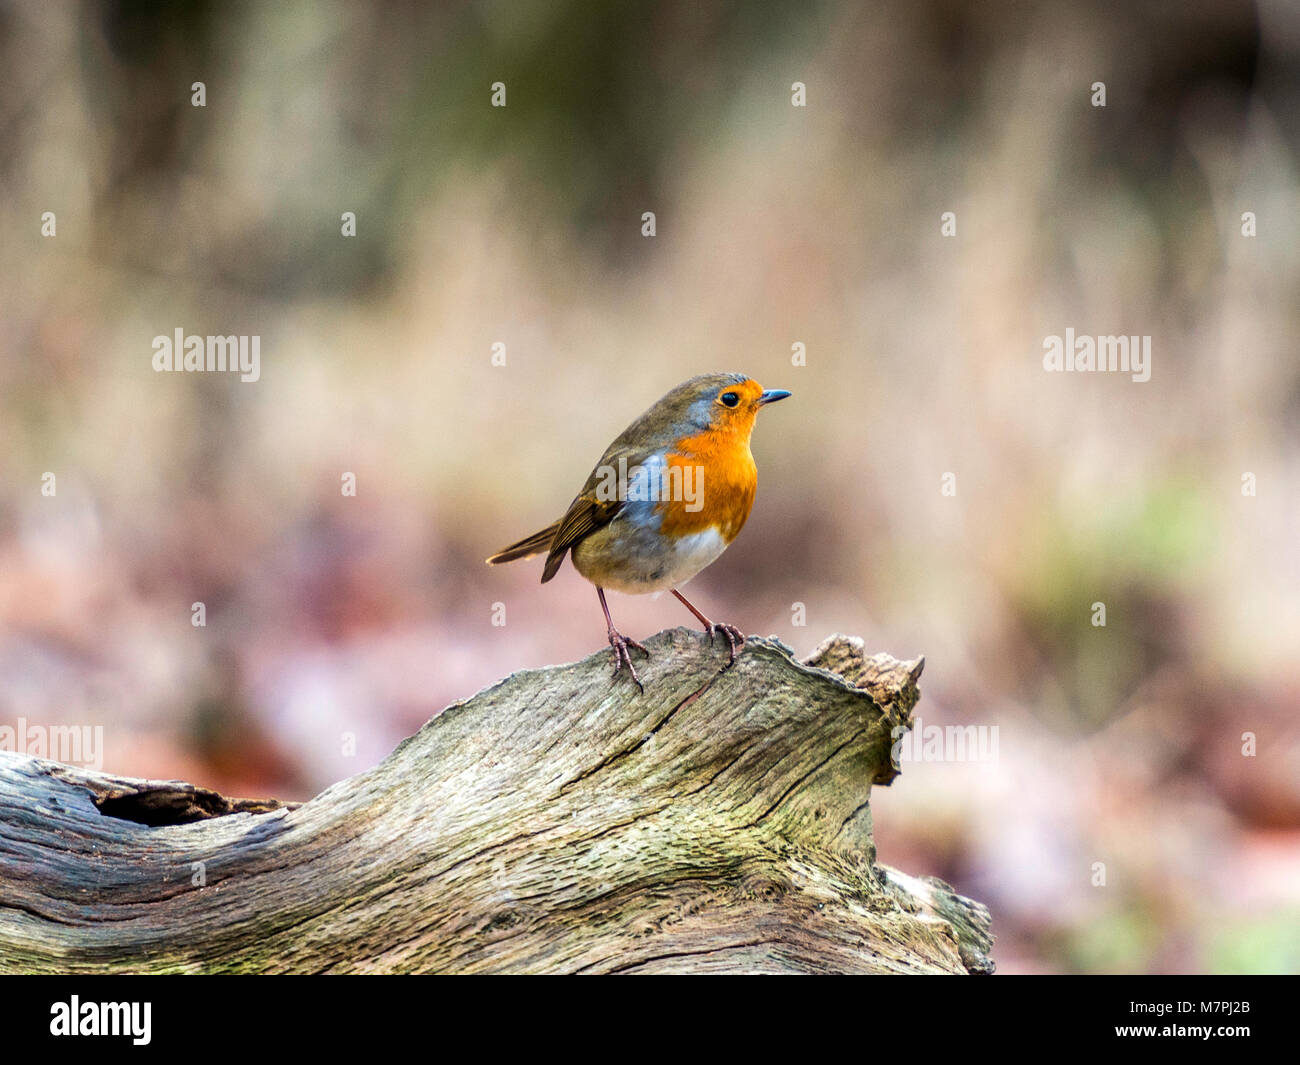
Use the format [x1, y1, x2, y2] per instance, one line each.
[541, 496, 622, 582]
[485, 521, 562, 565]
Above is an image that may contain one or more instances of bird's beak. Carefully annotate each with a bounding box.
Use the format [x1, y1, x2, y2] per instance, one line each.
[758, 389, 792, 406]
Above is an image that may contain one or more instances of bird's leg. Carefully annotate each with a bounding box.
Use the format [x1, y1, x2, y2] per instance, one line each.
[598, 587, 649, 690]
[671, 589, 744, 666]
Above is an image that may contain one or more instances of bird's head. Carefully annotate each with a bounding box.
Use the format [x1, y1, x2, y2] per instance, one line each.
[674, 373, 792, 440]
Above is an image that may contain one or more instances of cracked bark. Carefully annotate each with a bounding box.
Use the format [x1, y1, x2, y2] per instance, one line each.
[0, 629, 994, 974]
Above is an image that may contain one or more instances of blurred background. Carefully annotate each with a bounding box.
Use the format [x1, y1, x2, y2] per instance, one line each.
[2, 0, 1298, 973]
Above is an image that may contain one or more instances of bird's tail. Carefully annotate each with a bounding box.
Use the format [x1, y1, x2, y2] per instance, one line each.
[485, 521, 561, 565]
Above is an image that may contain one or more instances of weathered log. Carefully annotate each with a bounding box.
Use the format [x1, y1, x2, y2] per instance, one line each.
[0, 629, 993, 974]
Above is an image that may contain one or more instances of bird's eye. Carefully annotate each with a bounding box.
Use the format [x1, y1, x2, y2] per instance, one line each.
[719, 392, 740, 408]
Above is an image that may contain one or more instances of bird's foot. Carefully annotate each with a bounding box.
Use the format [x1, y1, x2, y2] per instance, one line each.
[607, 629, 650, 691]
[706, 622, 745, 667]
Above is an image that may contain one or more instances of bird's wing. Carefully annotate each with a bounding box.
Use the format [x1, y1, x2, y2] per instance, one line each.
[540, 441, 661, 583]
[540, 495, 621, 582]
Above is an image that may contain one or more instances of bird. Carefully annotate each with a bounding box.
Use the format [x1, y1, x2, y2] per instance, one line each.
[486, 372, 791, 689]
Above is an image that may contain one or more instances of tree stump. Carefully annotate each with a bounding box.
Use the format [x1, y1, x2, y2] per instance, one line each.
[0, 629, 994, 974]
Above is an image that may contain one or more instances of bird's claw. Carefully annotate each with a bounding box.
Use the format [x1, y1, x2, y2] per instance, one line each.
[706, 622, 745, 667]
[607, 630, 650, 691]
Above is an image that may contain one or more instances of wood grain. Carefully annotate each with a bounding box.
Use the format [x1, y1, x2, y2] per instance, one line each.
[0, 629, 993, 974]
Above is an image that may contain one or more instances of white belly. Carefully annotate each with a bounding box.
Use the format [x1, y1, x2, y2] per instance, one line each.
[572, 523, 730, 595]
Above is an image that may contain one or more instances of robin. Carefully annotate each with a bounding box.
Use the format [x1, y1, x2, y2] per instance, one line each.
[487, 372, 791, 688]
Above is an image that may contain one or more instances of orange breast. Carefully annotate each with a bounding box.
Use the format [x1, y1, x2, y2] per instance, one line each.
[657, 425, 757, 541]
